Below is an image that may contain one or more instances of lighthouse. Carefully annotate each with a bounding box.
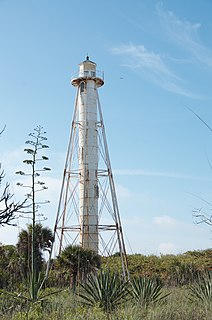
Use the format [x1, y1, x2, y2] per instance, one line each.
[72, 56, 103, 252]
[54, 57, 128, 277]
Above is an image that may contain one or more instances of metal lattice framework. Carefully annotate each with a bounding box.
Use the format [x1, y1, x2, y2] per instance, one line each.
[53, 62, 128, 278]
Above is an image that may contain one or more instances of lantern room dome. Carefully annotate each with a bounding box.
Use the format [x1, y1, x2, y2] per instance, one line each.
[71, 56, 104, 88]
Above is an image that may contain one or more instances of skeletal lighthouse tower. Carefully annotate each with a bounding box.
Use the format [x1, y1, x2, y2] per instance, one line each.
[54, 57, 128, 276]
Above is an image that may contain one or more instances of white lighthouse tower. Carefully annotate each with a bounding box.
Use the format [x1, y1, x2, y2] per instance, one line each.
[54, 57, 128, 277]
[73, 57, 102, 252]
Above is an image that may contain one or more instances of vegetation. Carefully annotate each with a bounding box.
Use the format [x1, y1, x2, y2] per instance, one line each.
[0, 247, 211, 319]
[188, 107, 212, 227]
[1, 124, 212, 318]
[0, 126, 27, 227]
[102, 249, 212, 287]
[58, 245, 101, 293]
[78, 270, 130, 313]
[0, 168, 26, 227]
[189, 270, 212, 304]
[17, 223, 53, 278]
[0, 284, 212, 319]
[15, 126, 51, 302]
[131, 276, 170, 307]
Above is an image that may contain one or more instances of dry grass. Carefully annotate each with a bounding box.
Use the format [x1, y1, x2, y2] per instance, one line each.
[0, 286, 212, 320]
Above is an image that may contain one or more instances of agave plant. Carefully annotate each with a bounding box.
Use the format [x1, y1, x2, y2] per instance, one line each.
[131, 276, 170, 307]
[0, 270, 62, 317]
[189, 271, 212, 304]
[78, 270, 130, 313]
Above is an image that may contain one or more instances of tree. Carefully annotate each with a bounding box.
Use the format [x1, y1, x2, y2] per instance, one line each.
[187, 107, 212, 227]
[0, 168, 25, 226]
[192, 208, 212, 226]
[58, 244, 101, 292]
[0, 126, 27, 227]
[17, 223, 53, 277]
[16, 125, 51, 301]
[0, 244, 20, 289]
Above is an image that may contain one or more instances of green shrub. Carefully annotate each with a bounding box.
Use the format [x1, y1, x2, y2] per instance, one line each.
[130, 276, 170, 307]
[189, 271, 212, 304]
[78, 270, 130, 313]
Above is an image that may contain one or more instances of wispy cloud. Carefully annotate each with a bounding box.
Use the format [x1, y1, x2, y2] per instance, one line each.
[114, 168, 212, 181]
[112, 44, 174, 76]
[157, 2, 212, 67]
[111, 44, 196, 97]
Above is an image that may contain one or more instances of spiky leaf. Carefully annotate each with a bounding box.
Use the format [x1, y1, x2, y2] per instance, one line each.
[189, 271, 212, 304]
[78, 270, 130, 313]
[131, 276, 170, 307]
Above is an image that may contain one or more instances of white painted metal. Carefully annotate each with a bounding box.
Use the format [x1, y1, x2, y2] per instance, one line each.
[53, 57, 129, 278]
[74, 59, 100, 252]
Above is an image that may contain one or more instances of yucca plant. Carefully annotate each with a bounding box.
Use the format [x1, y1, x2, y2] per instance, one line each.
[78, 270, 130, 313]
[131, 276, 170, 307]
[189, 270, 212, 304]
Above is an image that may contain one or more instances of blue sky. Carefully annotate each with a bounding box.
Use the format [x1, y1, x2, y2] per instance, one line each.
[1, 0, 212, 255]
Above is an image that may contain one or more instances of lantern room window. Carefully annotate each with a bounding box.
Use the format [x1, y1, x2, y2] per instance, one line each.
[80, 82, 85, 93]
